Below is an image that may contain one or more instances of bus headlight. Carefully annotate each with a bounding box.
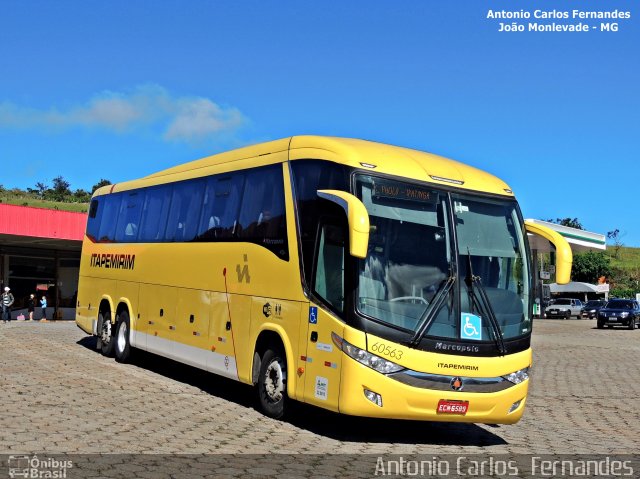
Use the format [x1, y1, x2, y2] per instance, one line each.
[332, 332, 404, 374]
[502, 367, 530, 385]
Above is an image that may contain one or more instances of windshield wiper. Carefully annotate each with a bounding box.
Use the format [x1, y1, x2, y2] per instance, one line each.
[465, 251, 507, 355]
[408, 273, 456, 347]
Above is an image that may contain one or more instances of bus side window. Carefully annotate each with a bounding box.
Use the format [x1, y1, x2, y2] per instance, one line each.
[138, 185, 172, 242]
[115, 191, 146, 243]
[165, 179, 205, 242]
[237, 165, 287, 258]
[86, 199, 101, 241]
[197, 173, 244, 240]
[313, 223, 345, 314]
[97, 194, 122, 242]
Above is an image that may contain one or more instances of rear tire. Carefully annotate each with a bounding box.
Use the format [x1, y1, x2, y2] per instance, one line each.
[115, 311, 132, 363]
[256, 347, 288, 419]
[99, 311, 115, 357]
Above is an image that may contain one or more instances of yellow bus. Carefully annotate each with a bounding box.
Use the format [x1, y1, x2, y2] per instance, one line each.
[76, 136, 571, 423]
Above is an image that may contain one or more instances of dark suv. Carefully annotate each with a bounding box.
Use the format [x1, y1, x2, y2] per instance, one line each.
[597, 299, 640, 330]
[581, 300, 607, 319]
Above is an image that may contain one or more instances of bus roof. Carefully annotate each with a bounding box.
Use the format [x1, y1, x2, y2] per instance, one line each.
[95, 136, 514, 197]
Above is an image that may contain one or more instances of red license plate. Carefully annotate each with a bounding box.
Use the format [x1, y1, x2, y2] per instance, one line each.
[437, 399, 469, 415]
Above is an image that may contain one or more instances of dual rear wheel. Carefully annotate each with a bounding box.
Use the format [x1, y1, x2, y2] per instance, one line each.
[97, 309, 131, 362]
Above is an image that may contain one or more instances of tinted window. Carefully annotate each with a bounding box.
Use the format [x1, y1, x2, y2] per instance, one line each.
[165, 179, 206, 242]
[314, 224, 345, 313]
[291, 160, 350, 288]
[237, 165, 288, 259]
[86, 199, 100, 240]
[97, 194, 122, 242]
[115, 191, 146, 242]
[196, 173, 244, 240]
[138, 185, 172, 242]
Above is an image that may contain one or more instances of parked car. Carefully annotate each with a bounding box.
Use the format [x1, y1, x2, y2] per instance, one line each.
[545, 298, 583, 319]
[580, 299, 607, 319]
[597, 299, 640, 330]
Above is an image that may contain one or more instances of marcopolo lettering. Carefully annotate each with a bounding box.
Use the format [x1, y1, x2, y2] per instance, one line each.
[435, 342, 480, 354]
[90, 253, 136, 270]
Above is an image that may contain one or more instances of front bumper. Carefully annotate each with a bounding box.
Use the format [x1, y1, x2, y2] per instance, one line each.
[338, 356, 529, 424]
[598, 315, 633, 326]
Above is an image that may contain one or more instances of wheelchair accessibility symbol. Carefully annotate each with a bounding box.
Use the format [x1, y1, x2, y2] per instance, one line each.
[461, 313, 482, 340]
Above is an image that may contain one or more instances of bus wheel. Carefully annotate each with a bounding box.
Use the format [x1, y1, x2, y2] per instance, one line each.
[115, 311, 132, 363]
[257, 348, 287, 419]
[98, 312, 115, 357]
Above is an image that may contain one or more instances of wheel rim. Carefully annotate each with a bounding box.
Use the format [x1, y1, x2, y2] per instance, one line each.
[264, 359, 284, 403]
[101, 319, 112, 344]
[117, 322, 127, 352]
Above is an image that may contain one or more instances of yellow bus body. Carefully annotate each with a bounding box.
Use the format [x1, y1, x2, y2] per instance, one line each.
[76, 136, 557, 424]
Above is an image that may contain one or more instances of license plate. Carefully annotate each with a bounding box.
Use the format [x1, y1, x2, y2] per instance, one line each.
[609, 317, 617, 321]
[549, 310, 558, 314]
[437, 399, 469, 415]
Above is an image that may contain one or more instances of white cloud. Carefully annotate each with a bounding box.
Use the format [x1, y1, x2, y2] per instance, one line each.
[0, 85, 247, 143]
[164, 98, 245, 141]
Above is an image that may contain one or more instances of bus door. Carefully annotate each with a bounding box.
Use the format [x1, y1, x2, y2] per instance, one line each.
[208, 292, 239, 381]
[302, 221, 347, 411]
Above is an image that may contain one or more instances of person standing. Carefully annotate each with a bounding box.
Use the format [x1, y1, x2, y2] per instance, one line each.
[40, 295, 48, 322]
[2, 287, 14, 324]
[27, 293, 36, 321]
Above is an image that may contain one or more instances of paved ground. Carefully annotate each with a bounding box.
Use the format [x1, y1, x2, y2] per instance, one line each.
[0, 319, 639, 476]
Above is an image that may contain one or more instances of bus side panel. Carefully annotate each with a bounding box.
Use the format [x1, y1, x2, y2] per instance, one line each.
[142, 284, 178, 359]
[208, 292, 239, 381]
[225, 294, 252, 384]
[75, 275, 94, 334]
[301, 306, 344, 412]
[168, 288, 211, 371]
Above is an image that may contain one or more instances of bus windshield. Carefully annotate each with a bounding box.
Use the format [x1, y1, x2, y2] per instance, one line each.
[355, 175, 530, 345]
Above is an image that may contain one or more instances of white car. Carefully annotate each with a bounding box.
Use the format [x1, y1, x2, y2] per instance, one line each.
[546, 298, 584, 319]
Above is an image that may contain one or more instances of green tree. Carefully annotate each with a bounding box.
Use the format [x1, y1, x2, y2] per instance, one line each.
[571, 251, 612, 283]
[91, 179, 112, 194]
[607, 229, 624, 259]
[547, 217, 584, 230]
[73, 189, 91, 203]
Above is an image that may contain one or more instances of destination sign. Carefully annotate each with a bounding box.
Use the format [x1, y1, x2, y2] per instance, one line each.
[373, 181, 437, 203]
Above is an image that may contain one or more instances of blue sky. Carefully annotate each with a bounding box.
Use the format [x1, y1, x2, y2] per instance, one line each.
[1, 1, 638, 245]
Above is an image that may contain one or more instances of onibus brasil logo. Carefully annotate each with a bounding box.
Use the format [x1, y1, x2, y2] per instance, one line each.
[7, 455, 72, 478]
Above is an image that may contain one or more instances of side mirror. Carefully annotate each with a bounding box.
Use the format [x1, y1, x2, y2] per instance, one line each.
[317, 189, 370, 259]
[524, 220, 573, 284]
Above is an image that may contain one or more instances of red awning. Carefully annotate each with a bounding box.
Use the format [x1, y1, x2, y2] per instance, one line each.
[0, 204, 86, 241]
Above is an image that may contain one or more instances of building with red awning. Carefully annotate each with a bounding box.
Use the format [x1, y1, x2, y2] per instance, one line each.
[0, 204, 87, 319]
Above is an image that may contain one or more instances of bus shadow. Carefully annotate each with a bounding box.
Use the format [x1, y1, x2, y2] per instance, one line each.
[286, 402, 507, 446]
[76, 336, 507, 446]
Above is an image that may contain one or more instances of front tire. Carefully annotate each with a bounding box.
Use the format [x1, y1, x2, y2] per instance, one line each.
[256, 348, 288, 419]
[99, 311, 115, 357]
[565, 311, 571, 320]
[115, 311, 132, 363]
[628, 317, 635, 330]
[597, 321, 604, 329]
